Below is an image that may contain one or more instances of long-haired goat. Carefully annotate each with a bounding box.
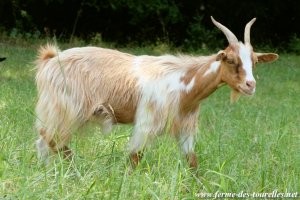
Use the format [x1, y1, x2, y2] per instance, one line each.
[35, 17, 278, 167]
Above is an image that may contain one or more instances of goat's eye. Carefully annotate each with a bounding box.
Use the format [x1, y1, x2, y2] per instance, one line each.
[226, 59, 236, 65]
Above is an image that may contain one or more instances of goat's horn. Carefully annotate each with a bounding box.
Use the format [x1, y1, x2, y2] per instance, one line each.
[244, 18, 256, 44]
[211, 16, 238, 44]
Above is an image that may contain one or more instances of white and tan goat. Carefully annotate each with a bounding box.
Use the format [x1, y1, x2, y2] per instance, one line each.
[35, 17, 278, 167]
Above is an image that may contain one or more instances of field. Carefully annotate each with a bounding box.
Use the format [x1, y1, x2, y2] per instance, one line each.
[0, 41, 299, 199]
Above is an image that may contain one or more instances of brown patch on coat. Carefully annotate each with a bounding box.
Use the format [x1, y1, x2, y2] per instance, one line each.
[180, 67, 198, 85]
[113, 101, 138, 124]
[179, 56, 222, 115]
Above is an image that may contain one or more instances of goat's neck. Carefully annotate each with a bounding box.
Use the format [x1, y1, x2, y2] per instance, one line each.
[195, 58, 223, 99]
[180, 56, 223, 114]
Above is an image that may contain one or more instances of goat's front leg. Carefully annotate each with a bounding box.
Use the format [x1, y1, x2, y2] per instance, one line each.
[174, 110, 200, 169]
[178, 133, 198, 168]
[128, 103, 166, 169]
[127, 127, 155, 168]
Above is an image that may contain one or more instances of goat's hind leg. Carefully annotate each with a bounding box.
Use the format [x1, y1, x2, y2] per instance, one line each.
[53, 133, 74, 161]
[60, 145, 73, 160]
[36, 128, 74, 164]
[36, 134, 51, 165]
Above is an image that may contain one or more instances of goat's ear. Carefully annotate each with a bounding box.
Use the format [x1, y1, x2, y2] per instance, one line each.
[216, 50, 227, 61]
[255, 53, 278, 63]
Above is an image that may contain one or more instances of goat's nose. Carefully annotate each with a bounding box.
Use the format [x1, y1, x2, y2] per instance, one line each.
[246, 80, 256, 89]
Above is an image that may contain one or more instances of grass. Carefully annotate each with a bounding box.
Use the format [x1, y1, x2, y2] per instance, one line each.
[0, 40, 299, 199]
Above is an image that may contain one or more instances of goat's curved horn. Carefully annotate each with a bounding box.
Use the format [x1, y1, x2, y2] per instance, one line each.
[244, 18, 256, 44]
[211, 16, 238, 44]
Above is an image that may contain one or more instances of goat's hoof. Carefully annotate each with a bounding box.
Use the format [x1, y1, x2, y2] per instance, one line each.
[187, 152, 198, 169]
[129, 151, 144, 169]
[61, 146, 74, 161]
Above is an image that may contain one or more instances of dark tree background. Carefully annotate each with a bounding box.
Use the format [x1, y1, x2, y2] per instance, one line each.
[0, 0, 299, 50]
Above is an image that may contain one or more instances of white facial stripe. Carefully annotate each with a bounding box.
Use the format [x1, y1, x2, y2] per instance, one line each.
[203, 61, 220, 77]
[239, 44, 255, 82]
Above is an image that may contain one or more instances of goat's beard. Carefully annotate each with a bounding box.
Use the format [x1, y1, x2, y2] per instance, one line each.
[230, 90, 240, 103]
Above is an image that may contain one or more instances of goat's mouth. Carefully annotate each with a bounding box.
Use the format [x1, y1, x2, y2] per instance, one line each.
[238, 86, 255, 96]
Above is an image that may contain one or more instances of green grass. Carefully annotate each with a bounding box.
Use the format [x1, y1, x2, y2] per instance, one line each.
[0, 41, 299, 199]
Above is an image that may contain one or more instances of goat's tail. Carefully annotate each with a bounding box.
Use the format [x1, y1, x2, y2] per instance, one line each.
[35, 44, 60, 68]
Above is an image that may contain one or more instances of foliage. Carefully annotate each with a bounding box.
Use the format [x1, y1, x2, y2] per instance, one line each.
[288, 35, 300, 54]
[185, 14, 224, 51]
[1, 0, 300, 50]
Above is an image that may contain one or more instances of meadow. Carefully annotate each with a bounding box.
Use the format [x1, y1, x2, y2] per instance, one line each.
[0, 40, 299, 199]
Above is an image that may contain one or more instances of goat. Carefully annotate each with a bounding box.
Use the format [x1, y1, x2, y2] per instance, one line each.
[35, 17, 278, 167]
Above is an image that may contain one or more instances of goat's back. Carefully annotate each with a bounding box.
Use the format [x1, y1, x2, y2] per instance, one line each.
[36, 46, 140, 125]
